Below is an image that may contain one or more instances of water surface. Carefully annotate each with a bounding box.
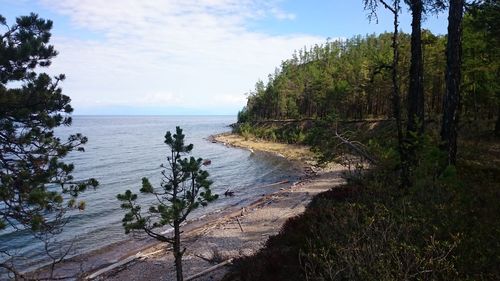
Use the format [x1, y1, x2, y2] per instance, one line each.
[0, 116, 301, 273]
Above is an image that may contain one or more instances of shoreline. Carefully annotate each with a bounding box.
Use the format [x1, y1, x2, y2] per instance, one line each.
[29, 133, 345, 280]
[208, 132, 317, 165]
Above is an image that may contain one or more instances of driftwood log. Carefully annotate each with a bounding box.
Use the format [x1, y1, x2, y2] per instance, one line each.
[185, 258, 234, 281]
[85, 249, 164, 280]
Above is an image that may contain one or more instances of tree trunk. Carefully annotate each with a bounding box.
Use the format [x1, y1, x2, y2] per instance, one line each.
[389, 0, 409, 187]
[407, 0, 425, 136]
[173, 220, 184, 281]
[402, 0, 425, 178]
[441, 0, 464, 166]
[171, 151, 184, 281]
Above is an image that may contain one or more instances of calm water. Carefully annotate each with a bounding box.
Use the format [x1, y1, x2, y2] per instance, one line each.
[0, 116, 300, 273]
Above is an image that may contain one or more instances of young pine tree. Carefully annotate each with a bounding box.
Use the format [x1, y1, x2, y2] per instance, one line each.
[117, 126, 218, 281]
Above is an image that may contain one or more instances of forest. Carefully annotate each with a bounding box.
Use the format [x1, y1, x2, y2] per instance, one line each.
[226, 1, 500, 280]
[238, 5, 498, 132]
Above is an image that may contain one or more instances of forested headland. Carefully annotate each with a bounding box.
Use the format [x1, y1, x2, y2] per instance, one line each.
[238, 18, 497, 129]
[226, 1, 500, 280]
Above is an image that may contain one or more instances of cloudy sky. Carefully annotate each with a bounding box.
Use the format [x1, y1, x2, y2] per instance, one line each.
[2, 1, 447, 115]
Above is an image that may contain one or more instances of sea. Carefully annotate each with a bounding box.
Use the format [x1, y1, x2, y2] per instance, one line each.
[0, 115, 301, 275]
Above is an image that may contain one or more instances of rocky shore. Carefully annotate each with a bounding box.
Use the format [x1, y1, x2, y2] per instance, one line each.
[31, 133, 345, 281]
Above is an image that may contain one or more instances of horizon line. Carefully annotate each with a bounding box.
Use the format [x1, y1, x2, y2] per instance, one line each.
[71, 114, 237, 117]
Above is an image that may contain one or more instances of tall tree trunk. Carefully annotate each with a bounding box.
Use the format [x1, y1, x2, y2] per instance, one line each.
[390, 0, 409, 187]
[441, 0, 464, 166]
[407, 0, 425, 136]
[173, 220, 184, 281]
[378, 0, 407, 186]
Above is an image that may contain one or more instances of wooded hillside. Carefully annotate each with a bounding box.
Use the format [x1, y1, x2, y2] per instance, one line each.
[238, 17, 498, 130]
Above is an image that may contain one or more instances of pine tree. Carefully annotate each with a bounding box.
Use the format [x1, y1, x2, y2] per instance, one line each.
[441, 0, 465, 165]
[0, 13, 98, 277]
[117, 126, 218, 281]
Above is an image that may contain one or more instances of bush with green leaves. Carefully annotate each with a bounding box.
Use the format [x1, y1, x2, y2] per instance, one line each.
[233, 122, 253, 140]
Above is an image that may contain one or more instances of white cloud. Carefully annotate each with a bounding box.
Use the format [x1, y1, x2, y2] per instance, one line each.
[270, 7, 296, 20]
[39, 0, 324, 114]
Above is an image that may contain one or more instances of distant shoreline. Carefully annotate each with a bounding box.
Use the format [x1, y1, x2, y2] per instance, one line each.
[70, 114, 238, 117]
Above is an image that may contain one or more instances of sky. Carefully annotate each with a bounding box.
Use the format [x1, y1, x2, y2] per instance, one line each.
[1, 0, 448, 115]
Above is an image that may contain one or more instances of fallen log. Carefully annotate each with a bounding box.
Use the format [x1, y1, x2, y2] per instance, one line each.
[85, 249, 164, 280]
[185, 258, 234, 281]
[85, 254, 138, 280]
[261, 180, 290, 188]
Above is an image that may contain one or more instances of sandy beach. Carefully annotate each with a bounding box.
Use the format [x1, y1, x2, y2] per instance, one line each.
[31, 133, 345, 281]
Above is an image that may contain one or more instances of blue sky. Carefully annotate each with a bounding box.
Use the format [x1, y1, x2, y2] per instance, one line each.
[1, 0, 448, 115]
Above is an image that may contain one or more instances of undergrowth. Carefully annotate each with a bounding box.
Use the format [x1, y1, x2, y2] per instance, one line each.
[223, 124, 500, 281]
[233, 121, 310, 144]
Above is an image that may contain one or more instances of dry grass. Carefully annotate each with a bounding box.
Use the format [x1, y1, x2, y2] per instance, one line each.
[214, 133, 315, 163]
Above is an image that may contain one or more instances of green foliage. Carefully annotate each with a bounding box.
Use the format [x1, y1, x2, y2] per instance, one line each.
[234, 122, 253, 140]
[241, 33, 407, 121]
[237, 107, 249, 123]
[461, 0, 499, 125]
[226, 137, 500, 280]
[0, 13, 56, 84]
[117, 126, 218, 238]
[0, 13, 98, 235]
[234, 121, 310, 144]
